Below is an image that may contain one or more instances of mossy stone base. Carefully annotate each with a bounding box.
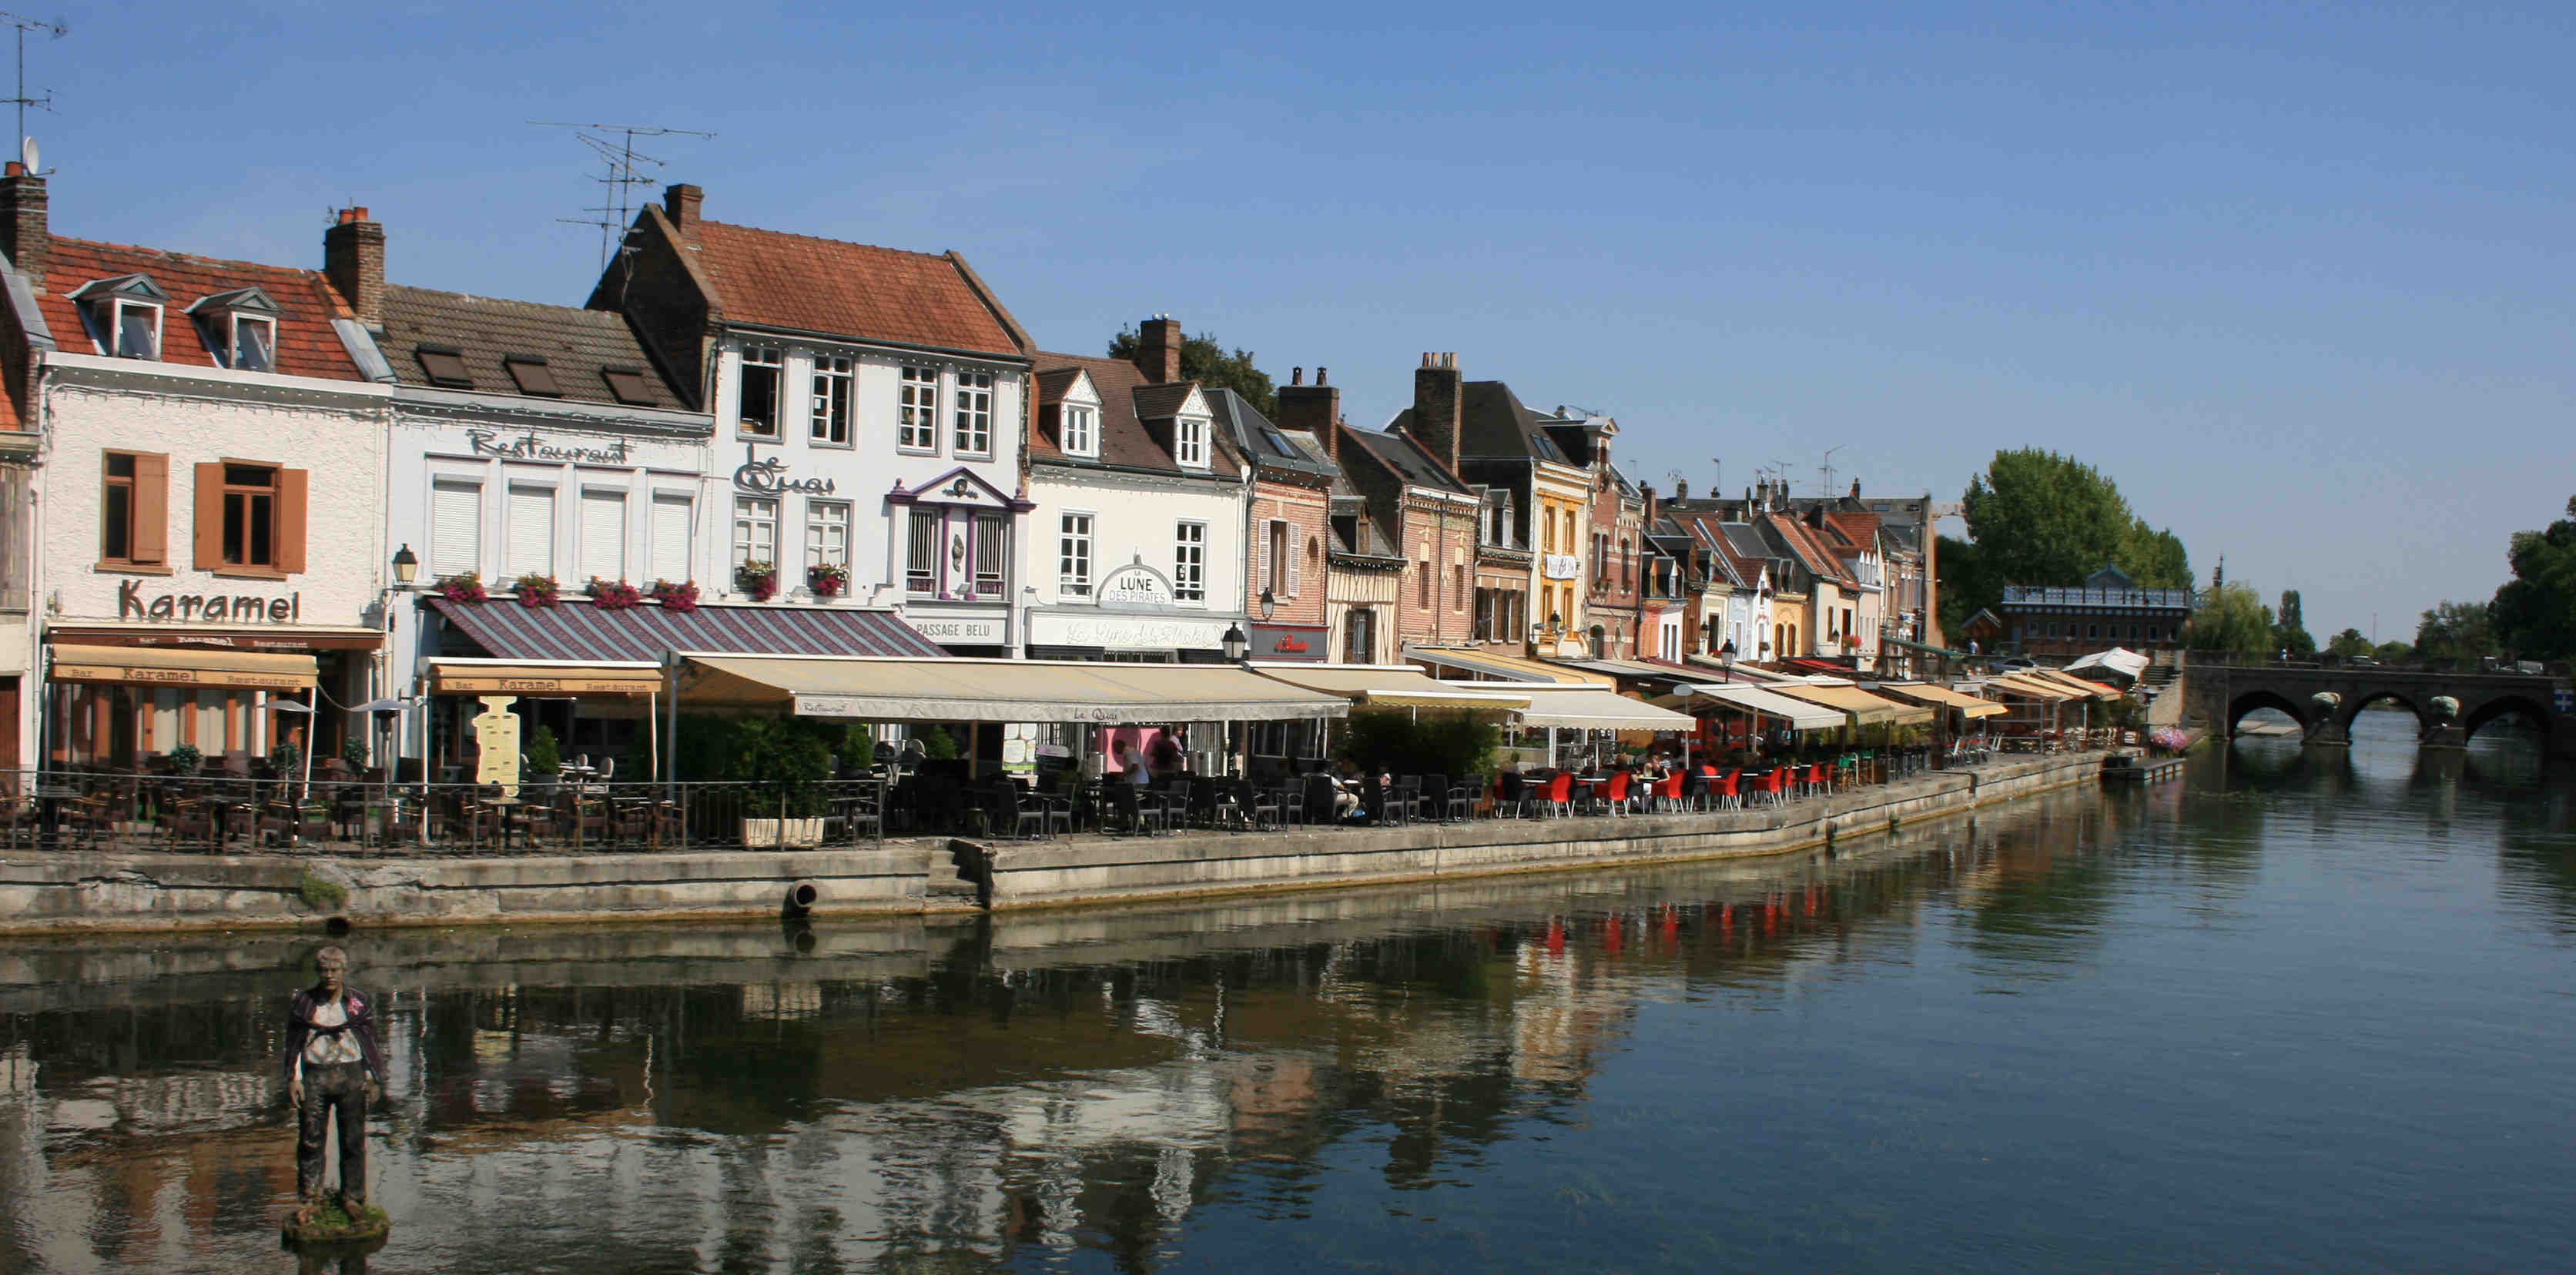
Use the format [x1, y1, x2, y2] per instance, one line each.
[281, 1200, 389, 1245]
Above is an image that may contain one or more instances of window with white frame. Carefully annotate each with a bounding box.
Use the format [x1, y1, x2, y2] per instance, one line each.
[192, 289, 279, 373]
[1174, 521, 1205, 602]
[809, 353, 853, 445]
[1174, 416, 1207, 468]
[737, 346, 783, 437]
[732, 495, 778, 570]
[906, 509, 940, 594]
[430, 479, 481, 577]
[973, 512, 1008, 597]
[805, 500, 849, 568]
[580, 488, 626, 581]
[953, 370, 993, 455]
[506, 484, 555, 577]
[1059, 513, 1094, 597]
[1061, 405, 1097, 457]
[899, 366, 938, 450]
[649, 493, 693, 584]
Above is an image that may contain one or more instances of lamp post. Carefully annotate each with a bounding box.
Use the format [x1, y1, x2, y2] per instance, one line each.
[391, 544, 418, 587]
[1221, 622, 1249, 663]
[1258, 589, 1275, 622]
[1720, 638, 1737, 678]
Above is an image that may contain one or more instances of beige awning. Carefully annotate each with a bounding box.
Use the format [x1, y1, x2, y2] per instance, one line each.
[1683, 654, 1804, 683]
[1512, 688, 1697, 731]
[681, 655, 1351, 724]
[1253, 664, 1530, 711]
[1662, 683, 1847, 730]
[2028, 668, 2123, 700]
[50, 642, 316, 691]
[1989, 674, 2076, 701]
[1876, 683, 2008, 719]
[1404, 647, 1614, 684]
[428, 661, 665, 696]
[1768, 681, 1933, 727]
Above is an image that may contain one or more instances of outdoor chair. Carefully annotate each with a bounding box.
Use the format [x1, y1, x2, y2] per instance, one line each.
[1539, 772, 1573, 818]
[1652, 771, 1686, 812]
[832, 789, 885, 844]
[1419, 774, 1450, 822]
[1496, 772, 1527, 818]
[1241, 780, 1281, 831]
[1303, 773, 1342, 826]
[1388, 776, 1424, 826]
[1596, 771, 1632, 816]
[1447, 775, 1485, 822]
[1716, 768, 1744, 810]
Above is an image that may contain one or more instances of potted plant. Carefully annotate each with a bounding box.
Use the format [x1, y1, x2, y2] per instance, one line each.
[675, 717, 834, 848]
[735, 559, 779, 602]
[434, 571, 487, 604]
[525, 725, 561, 778]
[587, 577, 643, 610]
[808, 561, 849, 599]
[340, 737, 370, 771]
[512, 572, 561, 608]
[167, 743, 203, 777]
[650, 578, 700, 612]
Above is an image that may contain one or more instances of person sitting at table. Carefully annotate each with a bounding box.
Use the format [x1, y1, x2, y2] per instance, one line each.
[1149, 728, 1184, 778]
[1117, 735, 1149, 785]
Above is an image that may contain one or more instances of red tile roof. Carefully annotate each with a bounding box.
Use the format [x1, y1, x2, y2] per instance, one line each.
[685, 220, 1027, 357]
[1819, 510, 1879, 558]
[38, 238, 367, 380]
[1765, 512, 1856, 587]
[427, 597, 946, 661]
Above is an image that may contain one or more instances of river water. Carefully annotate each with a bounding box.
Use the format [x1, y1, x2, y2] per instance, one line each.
[4, 711, 2572, 1273]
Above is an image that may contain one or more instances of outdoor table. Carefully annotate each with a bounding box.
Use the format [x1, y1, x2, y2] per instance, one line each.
[478, 797, 523, 849]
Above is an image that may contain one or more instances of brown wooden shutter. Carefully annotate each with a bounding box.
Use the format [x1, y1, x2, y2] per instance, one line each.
[192, 462, 223, 569]
[276, 468, 309, 574]
[130, 452, 169, 564]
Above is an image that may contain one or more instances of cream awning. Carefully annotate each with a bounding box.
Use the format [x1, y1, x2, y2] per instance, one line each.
[1875, 683, 2008, 720]
[1252, 664, 1530, 711]
[1769, 681, 1934, 727]
[681, 655, 1351, 724]
[1512, 688, 1697, 731]
[1683, 653, 1803, 683]
[2029, 668, 2123, 700]
[50, 643, 316, 691]
[1664, 683, 1847, 730]
[428, 661, 665, 696]
[1404, 647, 1614, 684]
[1988, 674, 2076, 701]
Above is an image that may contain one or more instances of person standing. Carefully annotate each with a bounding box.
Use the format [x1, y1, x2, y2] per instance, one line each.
[284, 946, 384, 1225]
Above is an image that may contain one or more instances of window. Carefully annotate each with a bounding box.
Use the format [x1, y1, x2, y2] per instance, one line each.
[809, 354, 853, 444]
[1175, 417, 1207, 468]
[222, 466, 276, 567]
[1174, 522, 1206, 602]
[1267, 520, 1288, 594]
[414, 344, 472, 388]
[649, 493, 692, 583]
[602, 366, 655, 406]
[580, 489, 625, 581]
[1419, 560, 1432, 608]
[899, 366, 939, 450]
[99, 450, 168, 566]
[74, 275, 168, 360]
[193, 462, 306, 574]
[806, 500, 849, 569]
[736, 346, 783, 437]
[1345, 607, 1377, 663]
[504, 354, 564, 397]
[506, 484, 555, 577]
[201, 310, 274, 372]
[1062, 405, 1097, 457]
[732, 496, 778, 571]
[1059, 514, 1094, 597]
[953, 370, 993, 455]
[431, 480, 481, 577]
[908, 509, 940, 594]
[1455, 565, 1467, 609]
[973, 513, 1008, 596]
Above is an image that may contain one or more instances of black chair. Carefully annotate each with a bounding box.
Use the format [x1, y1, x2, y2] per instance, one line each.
[1496, 772, 1527, 818]
[1303, 774, 1342, 826]
[1448, 775, 1485, 822]
[1242, 780, 1281, 831]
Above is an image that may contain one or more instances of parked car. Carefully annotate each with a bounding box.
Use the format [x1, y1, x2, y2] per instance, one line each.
[1996, 656, 2038, 673]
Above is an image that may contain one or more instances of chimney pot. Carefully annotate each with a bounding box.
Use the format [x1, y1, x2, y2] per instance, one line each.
[1317, 366, 1327, 385]
[1675, 479, 1689, 500]
[2, 162, 20, 178]
[323, 205, 385, 330]
[1135, 316, 1182, 383]
[1291, 366, 1303, 386]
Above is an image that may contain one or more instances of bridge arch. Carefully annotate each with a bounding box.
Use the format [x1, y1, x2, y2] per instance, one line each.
[2226, 690, 2311, 738]
[2337, 689, 2428, 739]
[2463, 693, 2555, 748]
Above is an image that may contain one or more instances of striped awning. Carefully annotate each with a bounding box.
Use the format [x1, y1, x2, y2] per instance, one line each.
[426, 597, 946, 663]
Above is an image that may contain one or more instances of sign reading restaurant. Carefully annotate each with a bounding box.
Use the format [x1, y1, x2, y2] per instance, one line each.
[118, 580, 302, 624]
[465, 429, 634, 465]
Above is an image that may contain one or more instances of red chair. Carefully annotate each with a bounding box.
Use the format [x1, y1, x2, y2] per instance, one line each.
[1543, 772, 1573, 818]
[1759, 769, 1789, 807]
[1804, 764, 1827, 797]
[1653, 771, 1685, 812]
[1715, 768, 1743, 810]
[1601, 771, 1632, 815]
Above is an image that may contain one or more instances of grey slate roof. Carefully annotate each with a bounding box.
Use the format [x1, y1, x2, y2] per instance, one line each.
[1209, 389, 1337, 481]
[1342, 427, 1469, 493]
[380, 285, 685, 409]
[1388, 379, 1572, 464]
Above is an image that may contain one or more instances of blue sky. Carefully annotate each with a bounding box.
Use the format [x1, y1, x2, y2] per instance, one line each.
[31, 2, 2575, 639]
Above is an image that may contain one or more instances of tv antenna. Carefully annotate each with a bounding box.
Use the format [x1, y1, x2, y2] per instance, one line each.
[1817, 443, 1848, 497]
[531, 121, 715, 273]
[0, 12, 64, 167]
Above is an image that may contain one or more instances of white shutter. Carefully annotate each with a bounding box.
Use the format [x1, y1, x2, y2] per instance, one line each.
[581, 490, 626, 581]
[430, 480, 480, 577]
[651, 494, 692, 583]
[506, 486, 554, 578]
[1285, 520, 1301, 597]
[1255, 520, 1270, 597]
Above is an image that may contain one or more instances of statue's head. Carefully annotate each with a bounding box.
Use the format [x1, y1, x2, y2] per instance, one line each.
[313, 946, 349, 997]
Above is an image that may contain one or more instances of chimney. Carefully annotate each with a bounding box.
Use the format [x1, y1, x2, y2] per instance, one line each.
[0, 162, 47, 289]
[1409, 352, 1462, 476]
[1850, 478, 1862, 499]
[1275, 363, 1341, 461]
[1674, 478, 1689, 500]
[1642, 484, 1658, 527]
[1135, 315, 1181, 383]
[323, 206, 385, 330]
[665, 183, 703, 231]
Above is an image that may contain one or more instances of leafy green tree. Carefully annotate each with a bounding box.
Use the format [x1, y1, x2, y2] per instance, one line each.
[1107, 325, 1278, 417]
[1935, 534, 1995, 636]
[2325, 627, 2374, 659]
[2189, 582, 2273, 654]
[2374, 641, 2414, 661]
[2273, 590, 2315, 658]
[2492, 495, 2576, 661]
[1957, 450, 2190, 601]
[2414, 600, 2495, 664]
[2116, 518, 2193, 589]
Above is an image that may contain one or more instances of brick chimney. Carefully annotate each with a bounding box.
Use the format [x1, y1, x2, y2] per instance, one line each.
[1641, 484, 1658, 527]
[1134, 315, 1181, 383]
[665, 183, 703, 232]
[1674, 478, 1689, 501]
[1850, 478, 1862, 499]
[1409, 352, 1462, 476]
[1276, 364, 1340, 461]
[0, 162, 47, 289]
[322, 206, 385, 330]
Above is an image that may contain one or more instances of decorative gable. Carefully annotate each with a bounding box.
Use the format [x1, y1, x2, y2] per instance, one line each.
[889, 465, 1034, 511]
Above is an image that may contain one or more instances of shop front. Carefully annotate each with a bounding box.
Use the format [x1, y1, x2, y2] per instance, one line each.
[1024, 564, 1246, 664]
[42, 624, 380, 771]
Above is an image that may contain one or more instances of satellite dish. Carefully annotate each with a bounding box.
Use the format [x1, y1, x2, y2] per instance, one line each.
[18, 137, 35, 174]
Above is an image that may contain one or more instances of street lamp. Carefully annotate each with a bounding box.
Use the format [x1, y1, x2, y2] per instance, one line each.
[1258, 588, 1275, 622]
[1545, 612, 1562, 643]
[391, 544, 418, 586]
[1221, 622, 1249, 662]
[1720, 638, 1737, 677]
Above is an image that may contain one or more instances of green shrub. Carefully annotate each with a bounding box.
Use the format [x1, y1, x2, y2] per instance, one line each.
[166, 743, 203, 775]
[1337, 708, 1498, 779]
[917, 725, 959, 761]
[340, 736, 370, 770]
[525, 725, 561, 777]
[670, 715, 839, 815]
[268, 741, 301, 778]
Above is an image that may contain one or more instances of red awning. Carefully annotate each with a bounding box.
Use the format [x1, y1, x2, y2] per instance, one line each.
[427, 598, 946, 663]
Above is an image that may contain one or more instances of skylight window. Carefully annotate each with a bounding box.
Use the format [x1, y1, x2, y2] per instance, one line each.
[601, 366, 655, 406]
[415, 345, 472, 388]
[504, 353, 564, 397]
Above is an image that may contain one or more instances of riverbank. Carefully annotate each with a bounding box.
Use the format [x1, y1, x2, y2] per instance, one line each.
[0, 752, 2112, 935]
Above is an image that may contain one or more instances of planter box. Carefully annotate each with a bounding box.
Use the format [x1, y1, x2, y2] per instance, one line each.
[741, 816, 826, 848]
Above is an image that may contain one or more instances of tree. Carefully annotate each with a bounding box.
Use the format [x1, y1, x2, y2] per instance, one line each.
[2491, 494, 2576, 661]
[2189, 582, 2273, 655]
[2273, 590, 2314, 658]
[1958, 450, 2190, 597]
[2325, 627, 2373, 659]
[2117, 518, 2193, 589]
[2374, 641, 2414, 661]
[2414, 601, 2495, 664]
[1935, 534, 1995, 637]
[1107, 326, 1278, 417]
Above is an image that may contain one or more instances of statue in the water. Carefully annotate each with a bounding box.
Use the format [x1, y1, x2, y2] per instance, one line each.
[283, 945, 387, 1243]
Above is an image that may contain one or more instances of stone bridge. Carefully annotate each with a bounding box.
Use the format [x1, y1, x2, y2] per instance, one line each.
[2186, 663, 2574, 754]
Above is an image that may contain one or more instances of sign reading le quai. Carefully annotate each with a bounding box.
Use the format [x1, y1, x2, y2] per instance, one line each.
[119, 580, 300, 624]
[735, 444, 836, 496]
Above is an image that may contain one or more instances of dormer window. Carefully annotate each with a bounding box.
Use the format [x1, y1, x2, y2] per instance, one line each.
[188, 287, 281, 372]
[1062, 404, 1097, 457]
[503, 353, 564, 397]
[71, 274, 169, 360]
[1174, 416, 1208, 468]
